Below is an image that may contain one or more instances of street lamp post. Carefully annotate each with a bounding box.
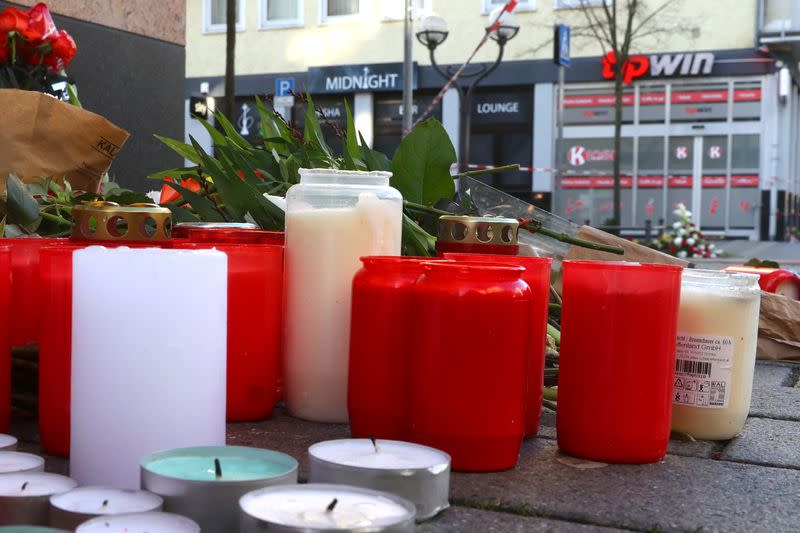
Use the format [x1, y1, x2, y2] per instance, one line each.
[417, 8, 520, 172]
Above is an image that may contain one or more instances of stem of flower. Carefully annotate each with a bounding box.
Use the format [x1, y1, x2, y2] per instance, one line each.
[519, 220, 625, 255]
[39, 212, 72, 227]
[543, 387, 558, 401]
[403, 201, 451, 217]
[542, 399, 558, 411]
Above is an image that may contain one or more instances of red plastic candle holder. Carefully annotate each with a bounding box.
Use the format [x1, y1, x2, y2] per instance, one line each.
[348, 256, 447, 440]
[722, 266, 800, 299]
[173, 226, 285, 245]
[0, 246, 11, 432]
[557, 260, 682, 464]
[409, 261, 531, 472]
[2, 238, 68, 347]
[38, 244, 87, 456]
[443, 252, 552, 438]
[173, 242, 284, 421]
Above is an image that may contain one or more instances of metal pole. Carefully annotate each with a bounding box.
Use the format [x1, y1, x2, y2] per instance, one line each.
[402, 0, 414, 135]
[555, 64, 565, 211]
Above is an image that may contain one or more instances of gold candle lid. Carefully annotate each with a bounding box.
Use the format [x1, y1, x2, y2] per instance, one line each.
[71, 201, 172, 242]
[437, 215, 519, 246]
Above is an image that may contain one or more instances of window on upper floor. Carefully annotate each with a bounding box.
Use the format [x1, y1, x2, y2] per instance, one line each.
[321, 0, 361, 22]
[261, 0, 304, 28]
[382, 0, 431, 21]
[204, 0, 245, 33]
[482, 0, 535, 15]
[554, 0, 610, 9]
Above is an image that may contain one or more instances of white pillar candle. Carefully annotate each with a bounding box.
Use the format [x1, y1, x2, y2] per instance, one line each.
[0, 451, 44, 473]
[70, 247, 228, 488]
[0, 472, 76, 525]
[0, 435, 16, 450]
[140, 445, 298, 532]
[50, 487, 163, 531]
[239, 484, 416, 532]
[76, 511, 199, 533]
[309, 439, 450, 520]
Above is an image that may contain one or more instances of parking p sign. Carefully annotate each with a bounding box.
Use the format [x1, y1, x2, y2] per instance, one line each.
[276, 78, 294, 96]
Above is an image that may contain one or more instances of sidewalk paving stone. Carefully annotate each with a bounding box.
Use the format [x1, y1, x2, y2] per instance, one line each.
[750, 384, 800, 421]
[418, 506, 627, 532]
[720, 417, 800, 469]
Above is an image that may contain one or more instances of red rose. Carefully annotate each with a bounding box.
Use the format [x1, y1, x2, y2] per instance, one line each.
[25, 3, 56, 43]
[42, 29, 75, 71]
[0, 7, 29, 36]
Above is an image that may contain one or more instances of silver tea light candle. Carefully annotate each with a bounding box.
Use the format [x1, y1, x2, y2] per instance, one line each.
[0, 472, 76, 526]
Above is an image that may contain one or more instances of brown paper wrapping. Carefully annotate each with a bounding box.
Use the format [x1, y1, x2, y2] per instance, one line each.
[565, 225, 689, 267]
[0, 89, 129, 193]
[756, 291, 800, 361]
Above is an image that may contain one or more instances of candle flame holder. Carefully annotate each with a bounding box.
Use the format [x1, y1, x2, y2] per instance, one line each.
[71, 201, 172, 242]
[437, 215, 519, 247]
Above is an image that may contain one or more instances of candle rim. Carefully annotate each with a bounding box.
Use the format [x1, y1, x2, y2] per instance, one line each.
[140, 445, 298, 484]
[50, 486, 163, 512]
[0, 472, 76, 497]
[239, 482, 417, 526]
[0, 450, 45, 472]
[309, 439, 451, 473]
[76, 511, 200, 532]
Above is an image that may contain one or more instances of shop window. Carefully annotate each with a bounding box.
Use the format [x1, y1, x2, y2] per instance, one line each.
[700, 136, 727, 230]
[382, 0, 429, 20]
[732, 80, 761, 121]
[322, 0, 360, 21]
[555, 0, 608, 9]
[637, 83, 666, 124]
[204, 0, 245, 33]
[730, 134, 760, 229]
[563, 86, 634, 125]
[373, 93, 442, 157]
[482, 0, 535, 14]
[260, 0, 303, 28]
[666, 136, 693, 218]
[670, 82, 728, 123]
[635, 137, 665, 227]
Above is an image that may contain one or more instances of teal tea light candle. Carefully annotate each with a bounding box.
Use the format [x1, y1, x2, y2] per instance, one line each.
[140, 445, 298, 532]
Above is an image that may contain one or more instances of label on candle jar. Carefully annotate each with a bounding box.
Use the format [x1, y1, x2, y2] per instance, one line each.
[673, 333, 734, 409]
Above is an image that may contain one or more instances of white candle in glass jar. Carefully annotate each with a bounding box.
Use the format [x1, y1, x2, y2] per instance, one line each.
[76, 512, 200, 533]
[239, 484, 416, 532]
[0, 472, 76, 525]
[70, 247, 228, 488]
[309, 439, 450, 520]
[0, 435, 16, 450]
[284, 170, 403, 423]
[50, 487, 163, 531]
[671, 270, 761, 440]
[0, 451, 44, 473]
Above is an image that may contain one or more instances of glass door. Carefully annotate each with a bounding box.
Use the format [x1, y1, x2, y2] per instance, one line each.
[667, 136, 694, 222]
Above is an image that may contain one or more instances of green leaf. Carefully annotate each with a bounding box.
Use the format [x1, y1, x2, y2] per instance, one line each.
[106, 191, 156, 205]
[154, 135, 202, 165]
[166, 204, 200, 224]
[303, 93, 333, 158]
[5, 173, 41, 225]
[214, 111, 252, 151]
[359, 132, 391, 172]
[401, 213, 436, 257]
[343, 101, 366, 170]
[391, 118, 455, 205]
[146, 167, 200, 181]
[199, 117, 229, 147]
[159, 178, 226, 222]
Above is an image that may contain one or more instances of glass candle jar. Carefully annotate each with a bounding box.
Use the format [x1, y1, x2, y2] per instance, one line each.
[173, 243, 284, 422]
[557, 261, 682, 464]
[284, 169, 403, 423]
[671, 270, 761, 440]
[0, 246, 9, 433]
[409, 262, 531, 472]
[348, 257, 447, 440]
[442, 253, 551, 438]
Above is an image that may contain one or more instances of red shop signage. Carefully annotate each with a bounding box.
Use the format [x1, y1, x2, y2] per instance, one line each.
[564, 89, 761, 108]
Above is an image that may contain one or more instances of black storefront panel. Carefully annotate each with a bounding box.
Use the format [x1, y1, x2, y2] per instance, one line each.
[293, 97, 353, 152]
[373, 93, 442, 157]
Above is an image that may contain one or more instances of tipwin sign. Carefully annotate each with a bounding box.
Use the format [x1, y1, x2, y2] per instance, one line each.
[601, 51, 715, 84]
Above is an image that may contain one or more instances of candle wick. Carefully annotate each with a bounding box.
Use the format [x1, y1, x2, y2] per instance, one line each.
[326, 498, 338, 512]
[214, 458, 222, 478]
[369, 436, 378, 453]
[21, 481, 28, 491]
[102, 499, 109, 507]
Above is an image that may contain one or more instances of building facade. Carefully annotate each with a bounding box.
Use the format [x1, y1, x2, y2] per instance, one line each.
[185, 0, 800, 240]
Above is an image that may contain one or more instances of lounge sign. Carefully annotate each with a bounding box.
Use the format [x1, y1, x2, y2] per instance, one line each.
[307, 63, 416, 94]
[601, 51, 715, 84]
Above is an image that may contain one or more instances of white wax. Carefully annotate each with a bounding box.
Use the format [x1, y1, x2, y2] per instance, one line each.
[240, 485, 412, 529]
[284, 194, 402, 422]
[51, 487, 162, 515]
[310, 440, 449, 471]
[0, 434, 16, 450]
[70, 247, 228, 488]
[77, 511, 200, 533]
[672, 274, 761, 440]
[0, 472, 75, 496]
[0, 451, 44, 473]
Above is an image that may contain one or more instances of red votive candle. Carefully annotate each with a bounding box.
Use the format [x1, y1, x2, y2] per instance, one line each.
[173, 242, 284, 421]
[38, 244, 87, 456]
[348, 256, 447, 440]
[0, 246, 11, 432]
[722, 266, 800, 299]
[557, 261, 682, 464]
[409, 261, 530, 472]
[174, 226, 285, 245]
[443, 252, 552, 438]
[2, 238, 68, 347]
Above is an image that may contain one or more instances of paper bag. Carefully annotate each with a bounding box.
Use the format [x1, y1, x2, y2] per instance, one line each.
[756, 291, 800, 361]
[0, 89, 129, 193]
[565, 225, 689, 267]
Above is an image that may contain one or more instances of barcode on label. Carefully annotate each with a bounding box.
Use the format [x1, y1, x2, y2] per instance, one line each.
[675, 359, 711, 377]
